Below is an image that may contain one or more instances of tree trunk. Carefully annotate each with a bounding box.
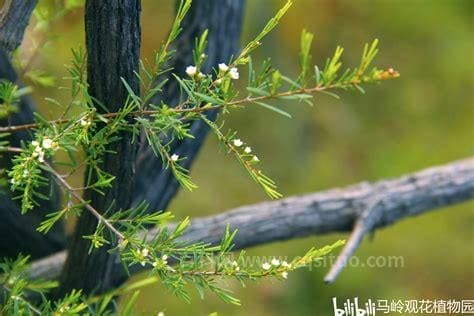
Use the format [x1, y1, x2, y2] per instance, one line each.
[56, 0, 141, 295]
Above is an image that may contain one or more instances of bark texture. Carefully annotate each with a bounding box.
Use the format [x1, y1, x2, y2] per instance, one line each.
[56, 0, 141, 295]
[0, 0, 37, 54]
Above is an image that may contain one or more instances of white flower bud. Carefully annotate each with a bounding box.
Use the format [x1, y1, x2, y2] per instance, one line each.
[42, 138, 53, 149]
[171, 154, 179, 162]
[233, 139, 243, 147]
[185, 65, 197, 77]
[218, 63, 229, 72]
[229, 67, 239, 80]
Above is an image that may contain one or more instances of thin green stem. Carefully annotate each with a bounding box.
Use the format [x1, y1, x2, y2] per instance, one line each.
[43, 161, 126, 241]
[0, 76, 397, 133]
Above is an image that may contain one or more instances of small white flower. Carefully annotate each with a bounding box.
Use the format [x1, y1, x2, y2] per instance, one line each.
[281, 271, 288, 279]
[152, 261, 158, 267]
[197, 72, 205, 79]
[141, 248, 149, 257]
[158, 312, 165, 316]
[218, 63, 229, 72]
[233, 139, 243, 147]
[282, 261, 291, 268]
[38, 153, 45, 163]
[252, 155, 259, 162]
[162, 254, 168, 261]
[140, 261, 146, 267]
[271, 258, 280, 266]
[80, 118, 91, 127]
[235, 266, 240, 272]
[185, 65, 197, 77]
[229, 67, 239, 80]
[10, 179, 16, 185]
[215, 78, 223, 85]
[42, 138, 53, 149]
[31, 141, 39, 147]
[171, 154, 179, 162]
[22, 170, 29, 177]
[244, 146, 252, 154]
[262, 262, 271, 270]
[231, 260, 238, 267]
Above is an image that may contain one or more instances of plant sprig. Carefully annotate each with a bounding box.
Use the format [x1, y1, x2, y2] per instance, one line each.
[0, 0, 399, 313]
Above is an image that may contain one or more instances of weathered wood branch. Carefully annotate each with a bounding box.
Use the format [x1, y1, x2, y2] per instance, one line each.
[0, 0, 37, 54]
[28, 158, 474, 281]
[324, 194, 385, 283]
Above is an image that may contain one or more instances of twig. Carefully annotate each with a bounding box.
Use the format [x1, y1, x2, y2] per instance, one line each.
[1, 146, 23, 153]
[0, 77, 398, 133]
[324, 194, 384, 283]
[1, 285, 42, 315]
[43, 161, 125, 241]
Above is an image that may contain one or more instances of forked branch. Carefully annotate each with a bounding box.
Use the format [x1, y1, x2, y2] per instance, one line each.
[28, 158, 474, 282]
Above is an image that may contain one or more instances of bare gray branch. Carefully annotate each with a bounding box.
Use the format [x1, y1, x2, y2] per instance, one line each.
[29, 158, 474, 281]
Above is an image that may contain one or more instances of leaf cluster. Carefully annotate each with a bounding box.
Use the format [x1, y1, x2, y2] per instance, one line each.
[0, 0, 399, 313]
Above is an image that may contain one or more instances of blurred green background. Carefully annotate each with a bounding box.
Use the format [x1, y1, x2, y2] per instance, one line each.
[18, 0, 474, 314]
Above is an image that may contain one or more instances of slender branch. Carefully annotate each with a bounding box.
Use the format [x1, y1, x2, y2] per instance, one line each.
[2, 146, 22, 153]
[44, 162, 125, 241]
[1, 285, 42, 315]
[324, 195, 384, 284]
[0, 76, 397, 133]
[28, 158, 474, 281]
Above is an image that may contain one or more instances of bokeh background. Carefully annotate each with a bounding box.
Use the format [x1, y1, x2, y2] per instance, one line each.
[15, 0, 474, 314]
